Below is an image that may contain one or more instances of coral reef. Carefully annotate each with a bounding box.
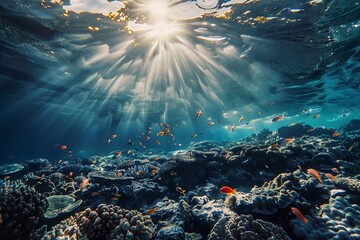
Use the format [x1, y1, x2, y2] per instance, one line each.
[0, 179, 48, 239]
[291, 196, 360, 239]
[45, 195, 82, 219]
[76, 204, 154, 240]
[208, 214, 290, 240]
[42, 216, 82, 240]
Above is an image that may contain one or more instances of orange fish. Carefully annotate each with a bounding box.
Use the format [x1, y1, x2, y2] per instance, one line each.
[220, 186, 237, 195]
[313, 114, 320, 119]
[80, 178, 90, 190]
[325, 173, 337, 181]
[91, 192, 101, 197]
[59, 145, 67, 150]
[137, 170, 144, 175]
[231, 124, 236, 132]
[270, 143, 279, 150]
[145, 136, 151, 140]
[146, 207, 157, 215]
[153, 156, 160, 161]
[157, 131, 165, 136]
[208, 121, 215, 126]
[332, 132, 340, 137]
[195, 110, 202, 117]
[151, 169, 158, 176]
[111, 197, 119, 201]
[5, 175, 11, 179]
[307, 168, 322, 183]
[284, 138, 295, 143]
[111, 134, 117, 139]
[114, 151, 121, 156]
[331, 167, 339, 173]
[272, 115, 284, 122]
[291, 207, 308, 223]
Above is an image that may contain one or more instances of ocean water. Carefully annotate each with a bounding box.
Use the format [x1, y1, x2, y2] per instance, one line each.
[0, 0, 360, 239]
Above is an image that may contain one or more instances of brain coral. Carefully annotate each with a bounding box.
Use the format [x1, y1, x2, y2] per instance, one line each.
[291, 196, 360, 239]
[75, 203, 154, 240]
[208, 214, 290, 240]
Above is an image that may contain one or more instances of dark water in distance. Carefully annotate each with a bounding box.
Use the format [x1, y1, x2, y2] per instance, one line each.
[0, 0, 359, 162]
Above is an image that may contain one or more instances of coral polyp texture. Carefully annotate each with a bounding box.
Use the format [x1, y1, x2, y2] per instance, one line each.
[75, 204, 154, 240]
[0, 179, 48, 239]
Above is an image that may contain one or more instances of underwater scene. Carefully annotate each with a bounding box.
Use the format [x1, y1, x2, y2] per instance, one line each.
[1, 0, 360, 239]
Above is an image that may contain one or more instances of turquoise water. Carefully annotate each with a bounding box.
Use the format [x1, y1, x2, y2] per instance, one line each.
[1, 0, 359, 161]
[1, 1, 360, 239]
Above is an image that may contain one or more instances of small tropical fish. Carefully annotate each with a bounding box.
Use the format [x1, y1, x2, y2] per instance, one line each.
[111, 134, 117, 139]
[332, 132, 340, 137]
[176, 186, 186, 195]
[325, 173, 337, 181]
[307, 168, 322, 183]
[307, 128, 315, 133]
[91, 192, 101, 197]
[348, 144, 354, 151]
[157, 131, 165, 136]
[114, 151, 121, 156]
[137, 170, 144, 175]
[313, 114, 320, 119]
[146, 207, 157, 215]
[111, 197, 119, 201]
[331, 167, 339, 173]
[153, 156, 160, 161]
[289, 122, 297, 126]
[169, 171, 176, 176]
[195, 110, 202, 117]
[291, 207, 308, 223]
[330, 189, 346, 197]
[231, 124, 236, 132]
[154, 139, 160, 145]
[151, 169, 158, 176]
[258, 112, 263, 115]
[114, 193, 122, 197]
[220, 186, 237, 195]
[145, 136, 151, 140]
[80, 178, 90, 190]
[239, 115, 244, 122]
[5, 175, 11, 179]
[208, 121, 215, 126]
[284, 138, 295, 143]
[269, 143, 279, 150]
[107, 139, 111, 144]
[190, 133, 198, 138]
[115, 171, 121, 177]
[59, 145, 67, 150]
[127, 150, 132, 154]
[272, 115, 284, 122]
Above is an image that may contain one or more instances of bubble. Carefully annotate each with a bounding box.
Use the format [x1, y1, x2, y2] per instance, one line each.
[196, 0, 219, 10]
